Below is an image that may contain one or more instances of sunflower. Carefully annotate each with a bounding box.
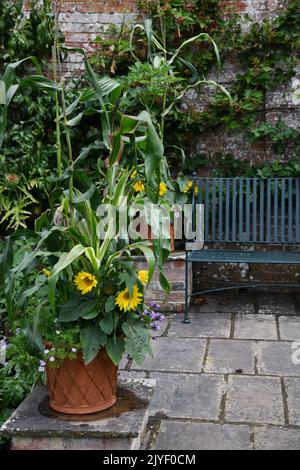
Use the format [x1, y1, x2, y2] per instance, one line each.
[159, 182, 167, 197]
[74, 272, 98, 295]
[183, 180, 193, 193]
[42, 268, 52, 277]
[133, 180, 145, 192]
[115, 285, 143, 311]
[138, 270, 149, 286]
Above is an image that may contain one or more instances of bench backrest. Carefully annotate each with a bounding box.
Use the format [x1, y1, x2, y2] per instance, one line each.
[192, 177, 300, 244]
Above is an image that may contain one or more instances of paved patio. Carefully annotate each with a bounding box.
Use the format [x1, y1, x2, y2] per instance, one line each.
[120, 293, 300, 450]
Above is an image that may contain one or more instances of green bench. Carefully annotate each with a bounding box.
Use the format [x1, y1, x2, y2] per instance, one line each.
[184, 177, 300, 322]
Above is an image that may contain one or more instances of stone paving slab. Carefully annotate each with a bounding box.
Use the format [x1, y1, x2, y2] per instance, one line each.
[168, 314, 231, 339]
[254, 426, 300, 450]
[204, 339, 255, 374]
[284, 377, 300, 426]
[154, 421, 251, 450]
[194, 295, 255, 314]
[279, 316, 300, 341]
[234, 314, 278, 340]
[131, 337, 206, 373]
[258, 295, 296, 315]
[256, 341, 300, 377]
[148, 373, 224, 420]
[226, 376, 285, 425]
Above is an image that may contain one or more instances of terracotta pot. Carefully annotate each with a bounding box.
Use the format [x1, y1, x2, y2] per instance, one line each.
[46, 348, 118, 415]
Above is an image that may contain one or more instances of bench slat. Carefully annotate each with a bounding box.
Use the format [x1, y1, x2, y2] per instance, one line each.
[188, 250, 300, 264]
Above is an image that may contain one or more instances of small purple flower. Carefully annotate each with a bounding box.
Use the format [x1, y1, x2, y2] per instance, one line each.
[150, 312, 159, 320]
[39, 360, 46, 367]
[150, 322, 160, 331]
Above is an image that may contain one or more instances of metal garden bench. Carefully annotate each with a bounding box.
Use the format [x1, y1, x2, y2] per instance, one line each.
[184, 176, 300, 323]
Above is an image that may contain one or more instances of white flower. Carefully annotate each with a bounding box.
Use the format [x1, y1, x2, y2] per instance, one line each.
[71, 348, 77, 353]
[56, 330, 61, 335]
[44, 349, 49, 354]
[49, 356, 55, 362]
[38, 366, 45, 373]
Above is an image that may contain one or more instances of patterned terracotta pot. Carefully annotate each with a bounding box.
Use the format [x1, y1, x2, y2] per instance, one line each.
[47, 348, 118, 414]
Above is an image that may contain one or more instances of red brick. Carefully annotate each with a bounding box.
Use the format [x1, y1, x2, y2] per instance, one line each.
[220, 1, 247, 12]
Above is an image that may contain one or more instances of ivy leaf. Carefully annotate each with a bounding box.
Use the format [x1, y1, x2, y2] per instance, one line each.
[80, 325, 107, 365]
[122, 320, 152, 366]
[99, 315, 114, 335]
[106, 336, 125, 366]
[59, 296, 98, 322]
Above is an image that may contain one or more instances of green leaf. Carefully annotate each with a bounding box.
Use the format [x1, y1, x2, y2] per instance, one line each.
[16, 283, 43, 311]
[59, 297, 98, 322]
[99, 315, 114, 335]
[81, 310, 99, 320]
[80, 325, 106, 365]
[20, 75, 60, 91]
[105, 296, 115, 313]
[106, 336, 125, 366]
[138, 111, 164, 183]
[0, 236, 13, 284]
[50, 244, 87, 278]
[122, 320, 152, 366]
[0, 81, 6, 104]
[5, 84, 19, 106]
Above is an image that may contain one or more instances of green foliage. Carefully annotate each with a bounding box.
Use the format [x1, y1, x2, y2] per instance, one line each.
[0, 1, 61, 231]
[0, 331, 40, 445]
[92, 0, 300, 174]
[0, 0, 58, 66]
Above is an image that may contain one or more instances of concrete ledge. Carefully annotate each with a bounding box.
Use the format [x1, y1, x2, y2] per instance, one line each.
[1, 379, 156, 450]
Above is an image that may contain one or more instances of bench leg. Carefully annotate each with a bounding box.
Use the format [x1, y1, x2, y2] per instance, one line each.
[183, 252, 191, 323]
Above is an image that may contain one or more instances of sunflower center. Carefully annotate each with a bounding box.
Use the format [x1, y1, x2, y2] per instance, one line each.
[123, 291, 130, 300]
[84, 276, 94, 286]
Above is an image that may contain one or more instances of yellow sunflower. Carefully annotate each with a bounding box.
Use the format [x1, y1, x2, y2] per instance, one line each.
[183, 180, 193, 193]
[133, 180, 145, 192]
[42, 268, 52, 277]
[159, 182, 167, 197]
[115, 285, 143, 311]
[74, 272, 98, 295]
[138, 270, 149, 286]
[130, 169, 137, 179]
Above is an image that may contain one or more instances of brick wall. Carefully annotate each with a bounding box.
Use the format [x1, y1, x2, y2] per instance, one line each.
[23, 0, 299, 163]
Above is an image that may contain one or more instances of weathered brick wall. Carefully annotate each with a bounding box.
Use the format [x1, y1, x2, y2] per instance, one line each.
[23, 0, 299, 163]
